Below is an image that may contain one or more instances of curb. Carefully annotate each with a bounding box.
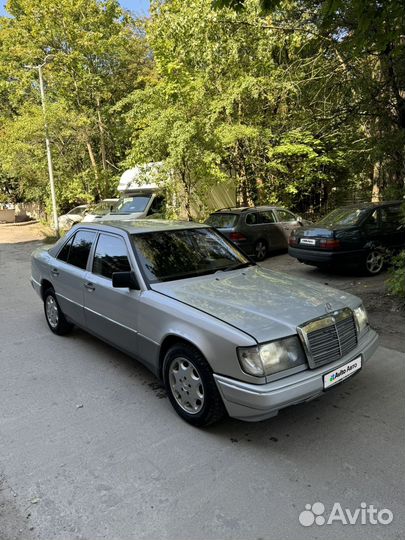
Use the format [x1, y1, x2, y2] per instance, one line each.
[0, 220, 39, 227]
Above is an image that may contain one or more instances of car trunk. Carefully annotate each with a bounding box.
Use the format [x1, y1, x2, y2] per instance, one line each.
[289, 225, 354, 251]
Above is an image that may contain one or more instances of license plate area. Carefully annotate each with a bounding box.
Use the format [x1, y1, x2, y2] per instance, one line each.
[300, 238, 316, 245]
[323, 356, 362, 389]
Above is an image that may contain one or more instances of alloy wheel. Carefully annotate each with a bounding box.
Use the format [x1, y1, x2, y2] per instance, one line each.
[45, 295, 59, 328]
[366, 250, 384, 274]
[255, 241, 267, 261]
[168, 357, 204, 414]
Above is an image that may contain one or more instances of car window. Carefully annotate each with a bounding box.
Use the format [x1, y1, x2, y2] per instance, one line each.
[276, 209, 296, 222]
[206, 213, 238, 228]
[132, 228, 250, 283]
[67, 206, 87, 216]
[57, 236, 74, 263]
[66, 230, 96, 269]
[319, 207, 370, 226]
[245, 212, 259, 225]
[92, 234, 131, 279]
[111, 195, 152, 214]
[380, 205, 402, 227]
[147, 195, 165, 216]
[258, 211, 276, 224]
[363, 209, 379, 227]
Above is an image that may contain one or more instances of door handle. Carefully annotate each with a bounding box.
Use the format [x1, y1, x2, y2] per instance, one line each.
[51, 268, 59, 276]
[84, 282, 96, 292]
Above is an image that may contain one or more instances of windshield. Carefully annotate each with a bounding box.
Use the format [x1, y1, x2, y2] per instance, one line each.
[91, 201, 117, 214]
[318, 207, 370, 226]
[67, 206, 87, 215]
[205, 213, 238, 228]
[132, 228, 251, 283]
[111, 195, 152, 214]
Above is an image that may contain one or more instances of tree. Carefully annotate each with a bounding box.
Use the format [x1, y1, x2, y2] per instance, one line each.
[125, 0, 361, 215]
[0, 0, 150, 210]
[213, 0, 405, 201]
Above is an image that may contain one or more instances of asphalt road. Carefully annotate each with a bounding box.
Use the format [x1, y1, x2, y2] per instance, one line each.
[0, 239, 404, 540]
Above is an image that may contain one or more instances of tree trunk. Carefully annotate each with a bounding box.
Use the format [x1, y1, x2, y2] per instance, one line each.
[180, 168, 192, 220]
[96, 98, 107, 171]
[371, 161, 381, 202]
[86, 140, 101, 198]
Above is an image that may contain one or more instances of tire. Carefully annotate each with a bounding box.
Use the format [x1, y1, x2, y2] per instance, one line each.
[43, 288, 73, 335]
[364, 248, 385, 275]
[254, 239, 268, 261]
[163, 342, 226, 427]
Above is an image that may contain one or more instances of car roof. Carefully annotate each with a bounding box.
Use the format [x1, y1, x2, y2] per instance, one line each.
[211, 206, 285, 215]
[329, 200, 403, 211]
[75, 219, 206, 235]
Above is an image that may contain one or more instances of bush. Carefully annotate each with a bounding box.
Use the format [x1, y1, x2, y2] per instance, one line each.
[386, 251, 405, 302]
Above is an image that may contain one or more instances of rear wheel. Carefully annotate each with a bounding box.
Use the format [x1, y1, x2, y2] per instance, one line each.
[163, 342, 226, 427]
[364, 249, 385, 275]
[43, 288, 73, 335]
[254, 239, 268, 261]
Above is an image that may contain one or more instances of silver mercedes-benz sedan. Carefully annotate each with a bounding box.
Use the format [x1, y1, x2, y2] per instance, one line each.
[31, 220, 379, 426]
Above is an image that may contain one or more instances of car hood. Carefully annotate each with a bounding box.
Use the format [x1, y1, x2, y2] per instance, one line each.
[151, 266, 360, 343]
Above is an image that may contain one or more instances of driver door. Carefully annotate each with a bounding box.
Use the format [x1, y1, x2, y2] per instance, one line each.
[83, 232, 141, 356]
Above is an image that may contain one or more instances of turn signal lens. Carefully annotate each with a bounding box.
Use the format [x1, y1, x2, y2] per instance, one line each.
[319, 239, 341, 250]
[289, 235, 298, 246]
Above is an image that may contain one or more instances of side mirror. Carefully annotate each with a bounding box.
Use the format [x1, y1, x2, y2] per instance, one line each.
[112, 271, 139, 290]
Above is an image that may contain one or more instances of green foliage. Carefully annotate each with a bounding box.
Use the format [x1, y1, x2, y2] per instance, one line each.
[0, 0, 150, 214]
[386, 251, 405, 301]
[386, 204, 405, 301]
[1, 0, 404, 223]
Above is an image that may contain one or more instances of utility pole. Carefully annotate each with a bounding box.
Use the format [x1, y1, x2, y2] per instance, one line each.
[25, 56, 59, 236]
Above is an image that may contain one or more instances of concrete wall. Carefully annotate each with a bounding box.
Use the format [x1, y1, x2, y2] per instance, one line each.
[0, 209, 15, 223]
[0, 203, 44, 223]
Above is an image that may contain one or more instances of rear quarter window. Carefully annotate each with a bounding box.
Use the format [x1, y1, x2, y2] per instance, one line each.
[206, 213, 238, 228]
[57, 230, 96, 269]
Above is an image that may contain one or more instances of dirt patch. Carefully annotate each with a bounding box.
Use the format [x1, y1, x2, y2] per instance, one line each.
[0, 474, 36, 540]
[0, 223, 48, 244]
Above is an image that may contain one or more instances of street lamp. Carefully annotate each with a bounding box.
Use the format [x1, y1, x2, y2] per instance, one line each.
[25, 55, 59, 236]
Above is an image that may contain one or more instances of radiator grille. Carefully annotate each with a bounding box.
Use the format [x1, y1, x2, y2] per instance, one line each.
[299, 309, 358, 368]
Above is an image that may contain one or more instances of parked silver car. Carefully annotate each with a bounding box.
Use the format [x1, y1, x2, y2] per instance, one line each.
[31, 220, 379, 426]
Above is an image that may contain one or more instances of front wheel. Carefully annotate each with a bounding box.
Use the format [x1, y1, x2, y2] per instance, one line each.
[43, 288, 73, 335]
[364, 249, 385, 275]
[163, 343, 226, 427]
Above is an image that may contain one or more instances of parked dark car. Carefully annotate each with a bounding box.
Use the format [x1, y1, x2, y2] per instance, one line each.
[205, 206, 309, 260]
[288, 201, 405, 275]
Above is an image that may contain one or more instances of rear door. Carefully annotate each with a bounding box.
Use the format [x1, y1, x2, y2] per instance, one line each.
[361, 209, 383, 247]
[53, 229, 96, 326]
[83, 232, 141, 356]
[379, 204, 405, 249]
[257, 210, 285, 249]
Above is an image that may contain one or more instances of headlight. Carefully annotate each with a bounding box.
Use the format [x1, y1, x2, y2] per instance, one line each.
[237, 336, 307, 377]
[354, 304, 369, 334]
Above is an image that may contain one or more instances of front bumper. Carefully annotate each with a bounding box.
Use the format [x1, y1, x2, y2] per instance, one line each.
[214, 328, 379, 421]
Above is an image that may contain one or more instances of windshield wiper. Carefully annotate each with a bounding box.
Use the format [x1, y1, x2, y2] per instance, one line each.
[222, 262, 252, 272]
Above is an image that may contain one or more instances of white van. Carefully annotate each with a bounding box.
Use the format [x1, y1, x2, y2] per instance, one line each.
[98, 161, 236, 222]
[96, 163, 166, 222]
